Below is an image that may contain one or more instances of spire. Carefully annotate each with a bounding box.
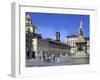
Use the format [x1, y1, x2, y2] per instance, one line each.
[79, 18, 83, 37]
[80, 18, 82, 29]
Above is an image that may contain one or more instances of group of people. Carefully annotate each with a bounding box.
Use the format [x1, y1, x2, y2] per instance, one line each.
[42, 55, 56, 63]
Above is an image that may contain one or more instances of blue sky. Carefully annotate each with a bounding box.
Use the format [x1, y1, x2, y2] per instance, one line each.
[26, 12, 89, 42]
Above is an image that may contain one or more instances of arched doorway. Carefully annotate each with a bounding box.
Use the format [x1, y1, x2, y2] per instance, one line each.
[26, 50, 30, 59]
[32, 51, 35, 59]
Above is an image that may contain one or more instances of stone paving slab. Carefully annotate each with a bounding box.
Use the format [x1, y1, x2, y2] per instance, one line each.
[26, 57, 89, 67]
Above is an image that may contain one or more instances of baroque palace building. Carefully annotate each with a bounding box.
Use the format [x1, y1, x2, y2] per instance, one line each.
[25, 15, 71, 61]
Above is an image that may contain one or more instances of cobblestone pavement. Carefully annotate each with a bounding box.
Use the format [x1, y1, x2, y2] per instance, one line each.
[26, 57, 89, 67]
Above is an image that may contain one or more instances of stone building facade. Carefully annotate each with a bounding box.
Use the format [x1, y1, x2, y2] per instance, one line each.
[26, 15, 71, 60]
[32, 34, 71, 61]
[25, 15, 37, 59]
[67, 34, 78, 54]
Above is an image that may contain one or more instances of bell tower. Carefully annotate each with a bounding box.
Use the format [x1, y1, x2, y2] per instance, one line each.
[25, 14, 37, 59]
[25, 15, 37, 33]
[55, 32, 60, 41]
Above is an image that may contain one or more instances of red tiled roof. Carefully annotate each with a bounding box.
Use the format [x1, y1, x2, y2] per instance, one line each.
[38, 38, 71, 48]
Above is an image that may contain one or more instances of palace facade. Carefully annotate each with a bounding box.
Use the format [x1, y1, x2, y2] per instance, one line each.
[25, 15, 71, 61]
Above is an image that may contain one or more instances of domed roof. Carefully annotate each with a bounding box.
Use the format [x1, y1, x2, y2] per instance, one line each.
[26, 14, 31, 20]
